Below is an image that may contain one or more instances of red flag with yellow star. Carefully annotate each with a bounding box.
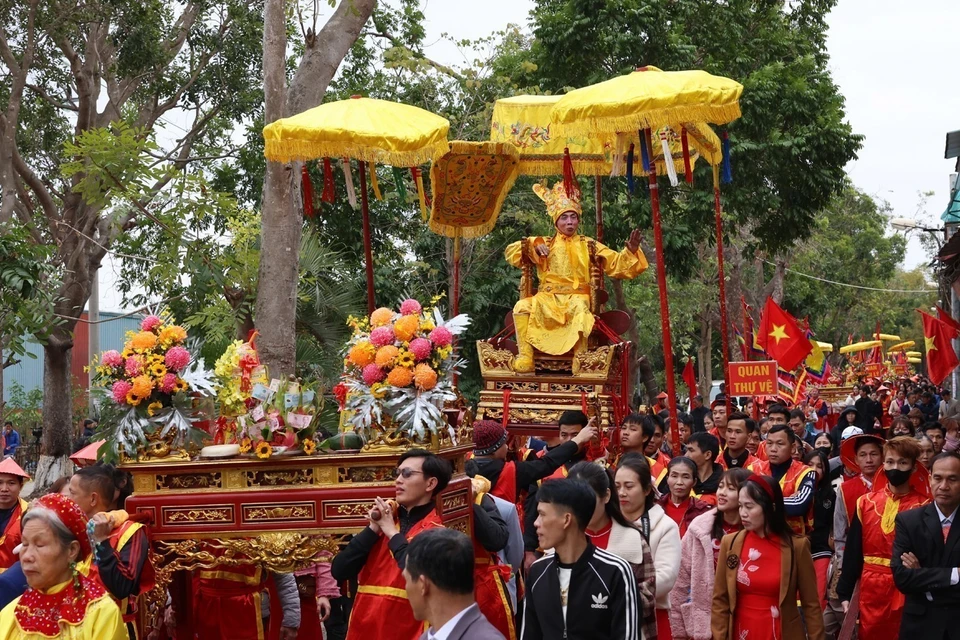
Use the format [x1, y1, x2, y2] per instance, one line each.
[920, 310, 959, 385]
[756, 297, 812, 371]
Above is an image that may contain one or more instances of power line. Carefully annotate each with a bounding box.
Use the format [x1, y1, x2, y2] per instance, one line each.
[764, 260, 936, 294]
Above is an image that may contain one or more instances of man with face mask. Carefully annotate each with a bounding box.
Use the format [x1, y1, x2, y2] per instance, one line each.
[837, 436, 931, 640]
[505, 182, 646, 373]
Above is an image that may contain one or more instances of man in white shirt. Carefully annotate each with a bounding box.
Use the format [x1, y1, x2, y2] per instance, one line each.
[892, 452, 960, 640]
[403, 528, 505, 640]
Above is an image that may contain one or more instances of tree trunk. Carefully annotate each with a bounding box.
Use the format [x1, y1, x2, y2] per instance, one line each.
[635, 355, 658, 407]
[32, 334, 74, 495]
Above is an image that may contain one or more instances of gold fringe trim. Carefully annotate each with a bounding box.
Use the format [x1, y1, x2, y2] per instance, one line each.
[552, 103, 741, 138]
[517, 154, 702, 178]
[428, 141, 520, 240]
[369, 163, 383, 201]
[263, 139, 447, 167]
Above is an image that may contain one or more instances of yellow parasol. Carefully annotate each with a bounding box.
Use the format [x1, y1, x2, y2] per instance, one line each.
[815, 341, 834, 353]
[550, 66, 743, 135]
[908, 357, 922, 364]
[887, 341, 916, 352]
[873, 333, 901, 342]
[262, 96, 450, 313]
[906, 351, 922, 358]
[839, 340, 883, 355]
[263, 96, 449, 165]
[490, 94, 722, 176]
[545, 65, 742, 448]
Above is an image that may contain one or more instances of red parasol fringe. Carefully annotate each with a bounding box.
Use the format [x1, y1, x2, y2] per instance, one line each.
[301, 164, 314, 217]
[562, 147, 581, 199]
[321, 158, 336, 203]
[681, 128, 693, 183]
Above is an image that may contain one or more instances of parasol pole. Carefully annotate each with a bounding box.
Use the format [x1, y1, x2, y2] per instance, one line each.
[358, 160, 376, 313]
[453, 233, 461, 317]
[644, 127, 680, 454]
[714, 167, 733, 418]
[595, 176, 604, 242]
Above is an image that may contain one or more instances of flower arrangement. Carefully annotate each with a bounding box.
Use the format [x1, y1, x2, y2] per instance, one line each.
[91, 314, 211, 460]
[341, 298, 469, 440]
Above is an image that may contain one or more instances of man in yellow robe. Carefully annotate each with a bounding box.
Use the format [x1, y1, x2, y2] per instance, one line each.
[505, 181, 647, 372]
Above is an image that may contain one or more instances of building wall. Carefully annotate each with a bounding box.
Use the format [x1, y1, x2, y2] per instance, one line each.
[3, 312, 143, 402]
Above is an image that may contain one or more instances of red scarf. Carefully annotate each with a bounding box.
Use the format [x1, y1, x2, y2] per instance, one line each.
[15, 574, 107, 636]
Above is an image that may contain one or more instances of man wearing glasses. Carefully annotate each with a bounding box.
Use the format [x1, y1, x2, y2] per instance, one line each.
[332, 449, 453, 640]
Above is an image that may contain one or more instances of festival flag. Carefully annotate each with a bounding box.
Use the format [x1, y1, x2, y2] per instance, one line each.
[919, 310, 960, 385]
[804, 334, 829, 383]
[937, 304, 960, 337]
[682, 359, 697, 409]
[757, 297, 813, 371]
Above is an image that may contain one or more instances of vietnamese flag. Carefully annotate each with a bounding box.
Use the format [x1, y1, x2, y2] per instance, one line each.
[756, 297, 812, 371]
[937, 304, 960, 337]
[920, 310, 959, 385]
[682, 359, 697, 409]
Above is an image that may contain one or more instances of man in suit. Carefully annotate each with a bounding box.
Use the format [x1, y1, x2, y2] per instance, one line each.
[892, 451, 960, 640]
[403, 528, 505, 640]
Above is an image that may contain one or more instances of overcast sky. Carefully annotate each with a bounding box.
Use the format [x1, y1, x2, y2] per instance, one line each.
[98, 0, 960, 311]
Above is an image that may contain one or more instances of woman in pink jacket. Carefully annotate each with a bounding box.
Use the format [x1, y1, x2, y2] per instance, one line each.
[668, 468, 751, 640]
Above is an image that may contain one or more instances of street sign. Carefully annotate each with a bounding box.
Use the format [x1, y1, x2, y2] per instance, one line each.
[729, 361, 778, 397]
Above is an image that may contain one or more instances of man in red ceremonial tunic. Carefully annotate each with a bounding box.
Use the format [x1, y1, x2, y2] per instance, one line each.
[0, 458, 29, 573]
[836, 436, 930, 640]
[615, 413, 668, 482]
[834, 430, 883, 566]
[70, 466, 155, 639]
[750, 425, 816, 535]
[469, 480, 516, 640]
[331, 449, 452, 640]
[718, 412, 759, 471]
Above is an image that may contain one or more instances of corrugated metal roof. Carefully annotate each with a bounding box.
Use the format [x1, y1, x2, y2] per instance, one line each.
[3, 312, 142, 401]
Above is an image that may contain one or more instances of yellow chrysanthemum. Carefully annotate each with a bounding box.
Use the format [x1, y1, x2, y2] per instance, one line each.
[150, 363, 167, 378]
[396, 350, 416, 368]
[386, 366, 414, 388]
[394, 315, 420, 342]
[121, 348, 134, 359]
[239, 437, 252, 454]
[131, 375, 154, 399]
[348, 341, 376, 367]
[370, 382, 387, 399]
[302, 439, 317, 455]
[420, 318, 436, 332]
[159, 325, 187, 346]
[413, 363, 438, 391]
[370, 307, 395, 327]
[255, 441, 273, 459]
[375, 345, 400, 368]
[130, 331, 158, 351]
[147, 401, 163, 417]
[125, 391, 142, 406]
[174, 378, 189, 393]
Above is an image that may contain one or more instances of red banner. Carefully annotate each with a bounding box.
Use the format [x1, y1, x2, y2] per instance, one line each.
[729, 361, 778, 397]
[864, 363, 885, 377]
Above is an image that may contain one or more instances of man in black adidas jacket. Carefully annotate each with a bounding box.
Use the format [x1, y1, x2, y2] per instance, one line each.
[520, 478, 639, 640]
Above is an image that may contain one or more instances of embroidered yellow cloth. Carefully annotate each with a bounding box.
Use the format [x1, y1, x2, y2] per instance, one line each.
[550, 66, 743, 136]
[0, 580, 126, 640]
[506, 234, 647, 355]
[490, 94, 722, 176]
[263, 97, 449, 166]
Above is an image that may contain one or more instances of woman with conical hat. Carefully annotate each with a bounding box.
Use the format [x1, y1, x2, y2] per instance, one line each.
[0, 459, 30, 573]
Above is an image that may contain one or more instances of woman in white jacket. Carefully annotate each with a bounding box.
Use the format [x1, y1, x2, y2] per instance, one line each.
[616, 452, 682, 640]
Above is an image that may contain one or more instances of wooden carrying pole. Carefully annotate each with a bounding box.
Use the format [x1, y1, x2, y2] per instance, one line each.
[358, 160, 376, 313]
[714, 167, 733, 417]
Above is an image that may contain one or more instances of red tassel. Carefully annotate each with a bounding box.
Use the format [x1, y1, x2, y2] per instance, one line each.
[321, 158, 336, 203]
[562, 147, 580, 199]
[681, 128, 693, 184]
[301, 164, 314, 217]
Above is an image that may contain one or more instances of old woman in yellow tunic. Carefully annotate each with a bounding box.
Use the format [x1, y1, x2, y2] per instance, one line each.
[506, 181, 647, 372]
[0, 494, 125, 639]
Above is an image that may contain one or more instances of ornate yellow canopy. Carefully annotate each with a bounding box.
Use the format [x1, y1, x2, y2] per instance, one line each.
[838, 340, 883, 355]
[490, 94, 722, 176]
[263, 97, 450, 166]
[887, 340, 916, 352]
[550, 66, 742, 136]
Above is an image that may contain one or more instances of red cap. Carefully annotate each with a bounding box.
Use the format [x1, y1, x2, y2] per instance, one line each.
[31, 494, 92, 559]
[0, 457, 30, 481]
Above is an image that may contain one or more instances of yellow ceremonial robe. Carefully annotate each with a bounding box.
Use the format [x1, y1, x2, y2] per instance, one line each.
[0, 580, 126, 640]
[505, 233, 647, 355]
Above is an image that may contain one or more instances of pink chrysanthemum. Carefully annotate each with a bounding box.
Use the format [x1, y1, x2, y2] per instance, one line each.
[101, 350, 122, 367]
[399, 299, 422, 316]
[428, 326, 453, 347]
[160, 373, 178, 393]
[141, 315, 163, 332]
[362, 363, 386, 386]
[369, 326, 395, 348]
[408, 338, 433, 361]
[164, 346, 191, 372]
[124, 356, 144, 377]
[112, 380, 133, 404]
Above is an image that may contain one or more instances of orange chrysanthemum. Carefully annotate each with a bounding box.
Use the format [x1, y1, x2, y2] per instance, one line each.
[413, 363, 438, 391]
[375, 345, 400, 368]
[394, 315, 420, 342]
[131, 375, 154, 399]
[130, 331, 158, 351]
[158, 325, 187, 346]
[348, 342, 376, 367]
[386, 366, 414, 388]
[370, 307, 394, 327]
